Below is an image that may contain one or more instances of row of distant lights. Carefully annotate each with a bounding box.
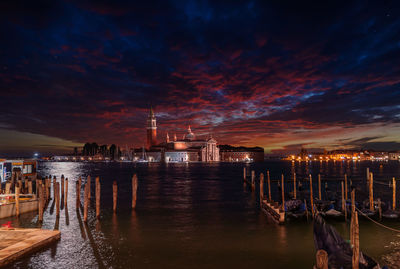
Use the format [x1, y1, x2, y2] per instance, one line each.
[290, 155, 392, 161]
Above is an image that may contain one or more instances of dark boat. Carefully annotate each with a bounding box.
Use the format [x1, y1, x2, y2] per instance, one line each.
[313, 214, 381, 269]
[285, 199, 306, 220]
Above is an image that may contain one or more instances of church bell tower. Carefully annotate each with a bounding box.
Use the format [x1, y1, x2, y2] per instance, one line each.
[146, 107, 157, 149]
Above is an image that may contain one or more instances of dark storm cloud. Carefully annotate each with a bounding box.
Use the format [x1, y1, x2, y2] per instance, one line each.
[1, 0, 400, 154]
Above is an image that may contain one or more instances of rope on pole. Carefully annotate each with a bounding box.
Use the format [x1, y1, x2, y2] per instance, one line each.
[355, 207, 400, 233]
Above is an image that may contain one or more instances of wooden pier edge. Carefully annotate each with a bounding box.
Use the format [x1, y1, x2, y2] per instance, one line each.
[0, 228, 60, 267]
[260, 200, 285, 224]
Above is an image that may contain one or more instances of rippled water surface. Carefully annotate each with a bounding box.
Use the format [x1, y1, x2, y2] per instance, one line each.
[4, 161, 400, 268]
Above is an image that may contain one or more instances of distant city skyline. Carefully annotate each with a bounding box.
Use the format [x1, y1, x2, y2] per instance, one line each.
[1, 1, 400, 156]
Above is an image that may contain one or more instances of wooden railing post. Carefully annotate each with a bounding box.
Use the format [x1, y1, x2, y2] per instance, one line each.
[28, 180, 32, 195]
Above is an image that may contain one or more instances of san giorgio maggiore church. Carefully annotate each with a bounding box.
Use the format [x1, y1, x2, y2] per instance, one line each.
[137, 108, 220, 162]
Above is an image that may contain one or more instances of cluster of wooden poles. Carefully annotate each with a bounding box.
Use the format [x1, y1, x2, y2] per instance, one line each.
[243, 167, 363, 268]
[75, 174, 139, 222]
[32, 175, 73, 222]
[243, 167, 318, 216]
[243, 167, 398, 221]
[15, 174, 140, 225]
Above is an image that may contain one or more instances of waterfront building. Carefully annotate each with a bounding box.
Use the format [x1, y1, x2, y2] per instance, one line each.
[145, 108, 220, 162]
[389, 152, 400, 161]
[219, 145, 264, 162]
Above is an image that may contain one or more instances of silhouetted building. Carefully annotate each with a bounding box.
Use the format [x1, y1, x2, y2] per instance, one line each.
[219, 145, 264, 162]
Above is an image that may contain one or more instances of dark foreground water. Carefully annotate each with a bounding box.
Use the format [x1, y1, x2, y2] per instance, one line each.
[3, 161, 400, 268]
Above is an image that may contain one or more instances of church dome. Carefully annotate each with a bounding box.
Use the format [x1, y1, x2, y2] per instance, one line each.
[185, 126, 195, 140]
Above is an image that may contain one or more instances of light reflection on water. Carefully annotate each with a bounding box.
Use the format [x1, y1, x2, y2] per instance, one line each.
[2, 161, 400, 268]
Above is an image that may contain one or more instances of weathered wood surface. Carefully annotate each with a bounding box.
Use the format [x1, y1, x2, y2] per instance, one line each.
[132, 175, 138, 209]
[95, 177, 100, 219]
[0, 228, 60, 267]
[261, 200, 285, 224]
[113, 181, 118, 212]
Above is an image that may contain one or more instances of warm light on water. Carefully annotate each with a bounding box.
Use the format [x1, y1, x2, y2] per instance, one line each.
[3, 161, 400, 268]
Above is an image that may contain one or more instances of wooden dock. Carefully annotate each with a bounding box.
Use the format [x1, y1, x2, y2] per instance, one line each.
[261, 200, 285, 224]
[0, 228, 60, 267]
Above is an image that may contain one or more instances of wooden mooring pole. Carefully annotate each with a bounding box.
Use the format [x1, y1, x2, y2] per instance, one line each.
[42, 179, 46, 205]
[55, 182, 60, 216]
[393, 177, 396, 211]
[351, 209, 359, 269]
[318, 174, 321, 200]
[76, 181, 80, 209]
[61, 175, 65, 198]
[369, 172, 374, 211]
[132, 174, 138, 209]
[293, 173, 297, 199]
[65, 178, 68, 207]
[53, 176, 56, 200]
[341, 181, 346, 220]
[259, 173, 264, 204]
[46, 177, 50, 201]
[87, 175, 91, 199]
[15, 186, 20, 217]
[251, 170, 255, 191]
[345, 174, 348, 201]
[315, 249, 328, 269]
[309, 174, 314, 216]
[267, 170, 271, 201]
[84, 183, 89, 222]
[95, 177, 100, 219]
[77, 177, 82, 208]
[38, 184, 43, 222]
[281, 174, 285, 211]
[113, 181, 118, 212]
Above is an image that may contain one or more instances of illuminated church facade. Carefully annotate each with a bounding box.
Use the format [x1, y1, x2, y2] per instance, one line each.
[145, 108, 220, 162]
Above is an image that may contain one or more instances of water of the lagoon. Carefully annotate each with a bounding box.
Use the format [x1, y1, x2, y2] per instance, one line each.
[3, 160, 400, 269]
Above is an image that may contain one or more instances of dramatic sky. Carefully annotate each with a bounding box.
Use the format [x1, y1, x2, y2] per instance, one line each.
[1, 0, 400, 156]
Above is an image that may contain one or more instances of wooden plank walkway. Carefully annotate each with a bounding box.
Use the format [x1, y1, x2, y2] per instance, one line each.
[0, 228, 60, 267]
